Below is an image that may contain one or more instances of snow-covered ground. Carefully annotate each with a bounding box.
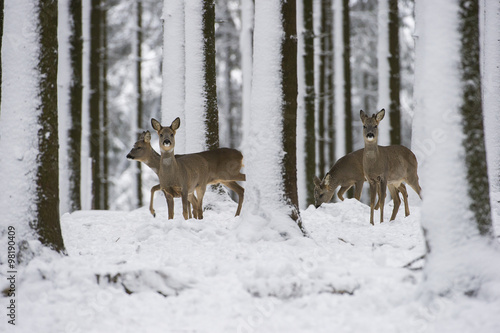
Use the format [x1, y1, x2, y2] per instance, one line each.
[7, 192, 500, 332]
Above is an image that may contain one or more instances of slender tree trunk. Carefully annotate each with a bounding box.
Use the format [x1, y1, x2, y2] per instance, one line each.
[325, 0, 335, 169]
[240, 0, 254, 150]
[317, 0, 326, 176]
[281, 0, 303, 230]
[101, 6, 109, 210]
[89, 0, 102, 209]
[68, 0, 83, 212]
[303, 0, 315, 205]
[459, 0, 492, 236]
[134, 0, 143, 207]
[343, 0, 352, 154]
[203, 0, 219, 151]
[37, 0, 65, 252]
[388, 0, 401, 145]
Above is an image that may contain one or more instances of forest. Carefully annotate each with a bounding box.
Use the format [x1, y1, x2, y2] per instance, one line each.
[1, 0, 500, 332]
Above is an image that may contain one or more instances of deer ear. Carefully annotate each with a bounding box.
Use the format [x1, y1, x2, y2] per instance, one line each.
[360, 110, 367, 122]
[376, 109, 385, 122]
[139, 131, 146, 140]
[144, 131, 151, 143]
[151, 118, 162, 132]
[171, 117, 180, 131]
[313, 176, 321, 187]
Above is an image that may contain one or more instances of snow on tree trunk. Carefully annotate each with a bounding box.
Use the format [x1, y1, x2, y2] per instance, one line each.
[241, 0, 304, 239]
[240, 0, 254, 151]
[481, 0, 500, 197]
[333, 0, 345, 158]
[377, 0, 390, 146]
[0, 0, 65, 254]
[413, 0, 494, 298]
[161, 0, 186, 153]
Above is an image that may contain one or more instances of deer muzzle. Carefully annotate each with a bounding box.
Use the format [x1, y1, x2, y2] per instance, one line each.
[162, 139, 172, 147]
[366, 133, 375, 141]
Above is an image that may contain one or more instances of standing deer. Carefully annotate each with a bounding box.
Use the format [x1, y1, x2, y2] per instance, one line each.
[126, 131, 198, 218]
[360, 109, 422, 225]
[151, 118, 209, 220]
[126, 130, 246, 217]
[313, 149, 409, 215]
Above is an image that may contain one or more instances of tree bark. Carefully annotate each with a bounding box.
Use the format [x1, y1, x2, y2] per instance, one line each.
[68, 0, 83, 212]
[303, 0, 315, 205]
[343, 0, 352, 154]
[203, 0, 219, 150]
[388, 0, 401, 145]
[281, 0, 303, 229]
[459, 0, 492, 236]
[36, 0, 65, 252]
[89, 0, 102, 209]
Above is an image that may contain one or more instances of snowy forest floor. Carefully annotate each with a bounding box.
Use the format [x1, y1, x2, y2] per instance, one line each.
[7, 191, 500, 332]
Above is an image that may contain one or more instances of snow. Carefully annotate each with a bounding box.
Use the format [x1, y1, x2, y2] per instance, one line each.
[5, 195, 500, 332]
[376, 0, 390, 146]
[0, 0, 42, 241]
[161, 0, 187, 153]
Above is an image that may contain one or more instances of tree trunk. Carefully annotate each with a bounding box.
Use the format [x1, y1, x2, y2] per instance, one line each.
[0, 0, 3, 110]
[343, 0, 352, 154]
[317, 0, 327, 176]
[101, 5, 109, 210]
[281, 0, 302, 228]
[414, 0, 493, 298]
[303, 0, 315, 205]
[68, 0, 83, 212]
[388, 0, 401, 145]
[134, 0, 143, 207]
[458, 0, 492, 236]
[203, 0, 219, 151]
[89, 0, 102, 209]
[36, 0, 65, 252]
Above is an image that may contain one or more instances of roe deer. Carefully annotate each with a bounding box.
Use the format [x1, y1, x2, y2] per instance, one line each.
[360, 109, 422, 225]
[126, 131, 198, 218]
[313, 149, 409, 213]
[127, 130, 246, 217]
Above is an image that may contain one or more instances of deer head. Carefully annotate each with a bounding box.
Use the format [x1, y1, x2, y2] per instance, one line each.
[151, 117, 180, 153]
[126, 131, 153, 161]
[360, 109, 385, 143]
[313, 174, 334, 208]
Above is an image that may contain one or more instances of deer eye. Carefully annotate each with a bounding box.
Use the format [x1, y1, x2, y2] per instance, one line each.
[363, 126, 367, 129]
[374, 125, 377, 128]
[170, 133, 174, 137]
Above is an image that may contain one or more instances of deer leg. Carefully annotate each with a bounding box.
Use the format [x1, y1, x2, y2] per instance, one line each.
[163, 189, 175, 219]
[369, 180, 377, 225]
[195, 186, 207, 219]
[354, 181, 364, 201]
[388, 184, 400, 221]
[337, 185, 351, 201]
[379, 178, 387, 223]
[374, 183, 381, 210]
[181, 190, 190, 220]
[149, 184, 161, 217]
[398, 184, 410, 216]
[222, 181, 244, 216]
[188, 193, 199, 219]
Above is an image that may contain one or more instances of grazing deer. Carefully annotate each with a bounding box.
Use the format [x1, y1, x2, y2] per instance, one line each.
[127, 131, 245, 217]
[313, 149, 409, 215]
[126, 131, 199, 218]
[360, 109, 422, 225]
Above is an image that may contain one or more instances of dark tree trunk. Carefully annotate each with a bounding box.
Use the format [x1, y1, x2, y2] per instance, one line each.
[303, 0, 315, 205]
[101, 6, 109, 210]
[135, 0, 143, 207]
[281, 0, 303, 231]
[325, 0, 335, 172]
[317, 0, 326, 176]
[89, 0, 102, 209]
[388, 0, 401, 145]
[343, 0, 352, 154]
[68, 0, 83, 212]
[203, 0, 219, 150]
[459, 0, 493, 237]
[36, 0, 65, 252]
